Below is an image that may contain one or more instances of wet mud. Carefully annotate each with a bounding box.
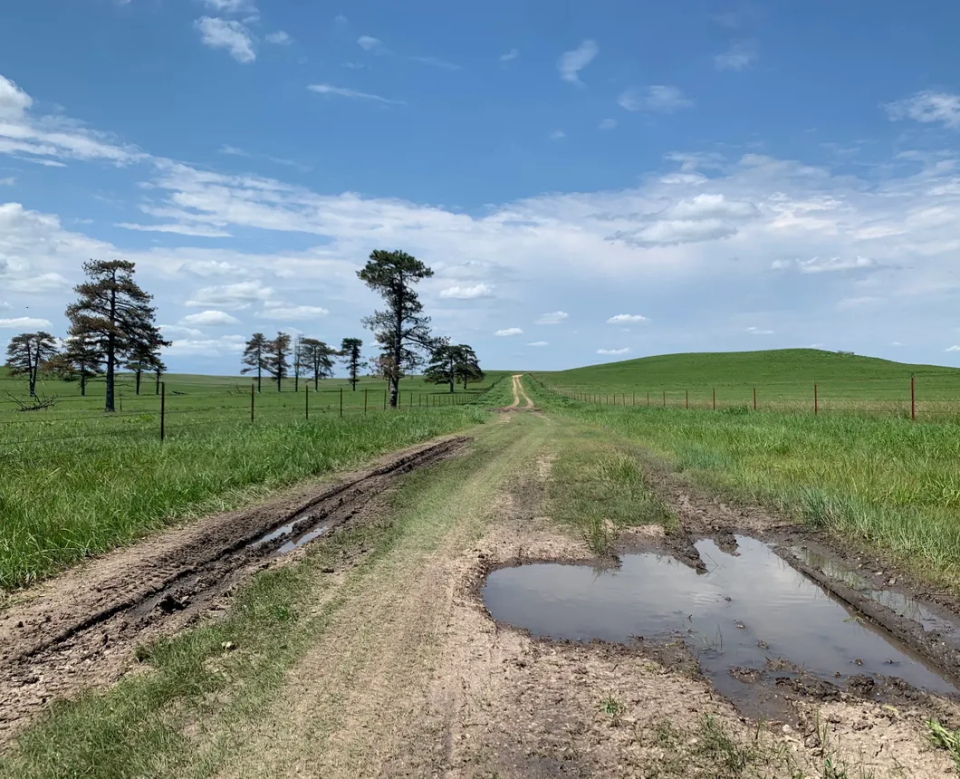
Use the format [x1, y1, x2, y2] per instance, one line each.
[0, 436, 467, 743]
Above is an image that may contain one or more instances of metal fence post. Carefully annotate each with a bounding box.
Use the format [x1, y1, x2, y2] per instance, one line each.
[911, 374, 916, 421]
[685, 390, 689, 409]
[251, 383, 255, 423]
[306, 387, 309, 421]
[160, 381, 166, 442]
[814, 383, 818, 415]
[340, 387, 344, 417]
[365, 388, 368, 415]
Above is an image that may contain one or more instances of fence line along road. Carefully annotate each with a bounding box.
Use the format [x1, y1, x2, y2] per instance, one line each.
[528, 373, 947, 422]
[0, 378, 505, 449]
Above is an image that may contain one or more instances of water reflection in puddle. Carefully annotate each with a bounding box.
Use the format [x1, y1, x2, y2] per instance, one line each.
[482, 537, 956, 702]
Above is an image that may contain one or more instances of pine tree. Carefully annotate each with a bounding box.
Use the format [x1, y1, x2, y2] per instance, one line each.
[4, 331, 59, 397]
[339, 337, 365, 390]
[358, 250, 435, 408]
[47, 335, 104, 396]
[124, 333, 168, 396]
[65, 260, 165, 412]
[300, 338, 335, 390]
[265, 332, 291, 391]
[153, 357, 167, 395]
[241, 333, 268, 392]
[424, 343, 482, 393]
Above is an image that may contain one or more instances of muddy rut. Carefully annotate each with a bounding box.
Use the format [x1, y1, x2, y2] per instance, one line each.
[0, 436, 466, 742]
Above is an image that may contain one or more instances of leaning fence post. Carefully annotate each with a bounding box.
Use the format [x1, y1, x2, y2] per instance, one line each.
[160, 381, 166, 442]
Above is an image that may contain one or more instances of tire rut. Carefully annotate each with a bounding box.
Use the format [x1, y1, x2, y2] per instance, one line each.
[0, 436, 467, 743]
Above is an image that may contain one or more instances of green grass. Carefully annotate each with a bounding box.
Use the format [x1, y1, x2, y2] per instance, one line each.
[0, 374, 512, 591]
[528, 381, 960, 587]
[534, 348, 960, 417]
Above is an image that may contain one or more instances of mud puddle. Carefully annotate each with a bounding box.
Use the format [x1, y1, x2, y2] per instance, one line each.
[791, 545, 960, 639]
[248, 508, 332, 555]
[483, 536, 957, 713]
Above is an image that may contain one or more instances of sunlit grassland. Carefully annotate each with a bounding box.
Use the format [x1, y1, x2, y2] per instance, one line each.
[528, 381, 960, 588]
[0, 373, 512, 592]
[535, 348, 960, 418]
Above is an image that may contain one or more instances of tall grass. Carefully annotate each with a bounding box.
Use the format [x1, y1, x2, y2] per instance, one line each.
[0, 405, 492, 591]
[530, 386, 960, 586]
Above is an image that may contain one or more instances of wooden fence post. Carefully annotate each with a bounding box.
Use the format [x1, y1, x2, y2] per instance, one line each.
[911, 374, 916, 421]
[340, 387, 344, 417]
[160, 382, 166, 442]
[250, 383, 255, 423]
[814, 383, 818, 416]
[685, 390, 689, 409]
[306, 386, 309, 421]
[365, 388, 368, 415]
[712, 387, 716, 411]
[753, 387, 757, 411]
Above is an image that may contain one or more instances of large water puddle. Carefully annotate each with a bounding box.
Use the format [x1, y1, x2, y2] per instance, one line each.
[482, 536, 956, 705]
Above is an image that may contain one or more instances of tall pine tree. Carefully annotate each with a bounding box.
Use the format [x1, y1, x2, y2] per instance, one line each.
[48, 335, 104, 396]
[424, 343, 482, 393]
[301, 338, 335, 390]
[241, 333, 268, 392]
[358, 250, 435, 408]
[65, 260, 164, 412]
[339, 337, 365, 390]
[265, 332, 291, 391]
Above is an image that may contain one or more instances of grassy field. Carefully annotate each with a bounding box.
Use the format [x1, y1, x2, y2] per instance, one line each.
[528, 378, 960, 587]
[0, 370, 510, 591]
[535, 348, 960, 417]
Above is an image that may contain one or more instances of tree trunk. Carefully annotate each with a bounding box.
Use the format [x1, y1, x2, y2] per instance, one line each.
[257, 363, 261, 393]
[314, 372, 319, 391]
[81, 373, 87, 396]
[27, 343, 37, 397]
[156, 372, 161, 395]
[105, 282, 117, 413]
[294, 372, 298, 393]
[389, 375, 399, 408]
[135, 369, 142, 396]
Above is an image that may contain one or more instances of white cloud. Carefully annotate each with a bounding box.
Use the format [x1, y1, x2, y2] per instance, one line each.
[500, 49, 519, 63]
[891, 341, 902, 347]
[255, 303, 329, 321]
[663, 193, 758, 221]
[597, 348, 630, 355]
[165, 334, 247, 356]
[0, 75, 141, 165]
[158, 324, 204, 339]
[619, 86, 692, 113]
[715, 40, 757, 71]
[357, 35, 386, 53]
[0, 316, 52, 329]
[0, 177, 14, 186]
[179, 310, 241, 326]
[200, 0, 257, 13]
[598, 118, 616, 130]
[607, 314, 647, 324]
[836, 296, 884, 309]
[195, 17, 256, 63]
[610, 219, 738, 247]
[746, 326, 774, 335]
[771, 256, 879, 274]
[439, 283, 493, 299]
[549, 129, 566, 140]
[947, 345, 960, 352]
[12, 156, 67, 168]
[409, 56, 460, 71]
[116, 222, 232, 237]
[266, 31, 292, 45]
[308, 84, 404, 105]
[527, 341, 549, 347]
[181, 260, 246, 277]
[9, 273, 72, 294]
[558, 40, 598, 86]
[186, 281, 273, 309]
[495, 328, 523, 336]
[536, 311, 568, 325]
[886, 91, 960, 129]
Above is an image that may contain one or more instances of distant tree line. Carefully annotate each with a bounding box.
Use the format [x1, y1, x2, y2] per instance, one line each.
[5, 249, 483, 411]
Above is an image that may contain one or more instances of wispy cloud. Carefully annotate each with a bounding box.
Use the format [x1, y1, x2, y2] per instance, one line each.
[0, 177, 14, 186]
[527, 341, 549, 347]
[357, 35, 387, 54]
[536, 311, 568, 325]
[619, 85, 692, 113]
[265, 31, 292, 45]
[116, 222, 231, 237]
[549, 129, 566, 140]
[558, 39, 598, 86]
[597, 347, 630, 355]
[200, 0, 257, 14]
[499, 48, 519, 63]
[195, 17, 256, 63]
[179, 310, 241, 326]
[771, 256, 880, 274]
[715, 40, 757, 71]
[308, 83, 405, 105]
[495, 327, 523, 336]
[0, 317, 53, 329]
[746, 326, 774, 335]
[598, 118, 616, 130]
[886, 90, 960, 129]
[409, 55, 460, 71]
[607, 314, 647, 324]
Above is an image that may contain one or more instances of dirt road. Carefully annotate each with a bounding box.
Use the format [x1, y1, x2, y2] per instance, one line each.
[2, 378, 958, 778]
[509, 373, 535, 409]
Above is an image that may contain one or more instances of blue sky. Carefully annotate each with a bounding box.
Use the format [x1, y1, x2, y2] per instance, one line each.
[2, 0, 960, 375]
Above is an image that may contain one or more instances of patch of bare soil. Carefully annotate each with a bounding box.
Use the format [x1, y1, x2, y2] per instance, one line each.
[0, 436, 467, 744]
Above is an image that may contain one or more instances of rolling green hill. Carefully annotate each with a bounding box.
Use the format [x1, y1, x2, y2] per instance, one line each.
[535, 349, 960, 409]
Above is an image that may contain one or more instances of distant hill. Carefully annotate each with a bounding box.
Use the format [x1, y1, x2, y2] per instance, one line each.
[535, 349, 960, 403]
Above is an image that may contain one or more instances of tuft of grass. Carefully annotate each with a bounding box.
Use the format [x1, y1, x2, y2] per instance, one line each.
[927, 720, 960, 775]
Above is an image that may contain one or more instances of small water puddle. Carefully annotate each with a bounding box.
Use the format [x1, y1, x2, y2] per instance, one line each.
[248, 509, 330, 555]
[482, 536, 956, 708]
